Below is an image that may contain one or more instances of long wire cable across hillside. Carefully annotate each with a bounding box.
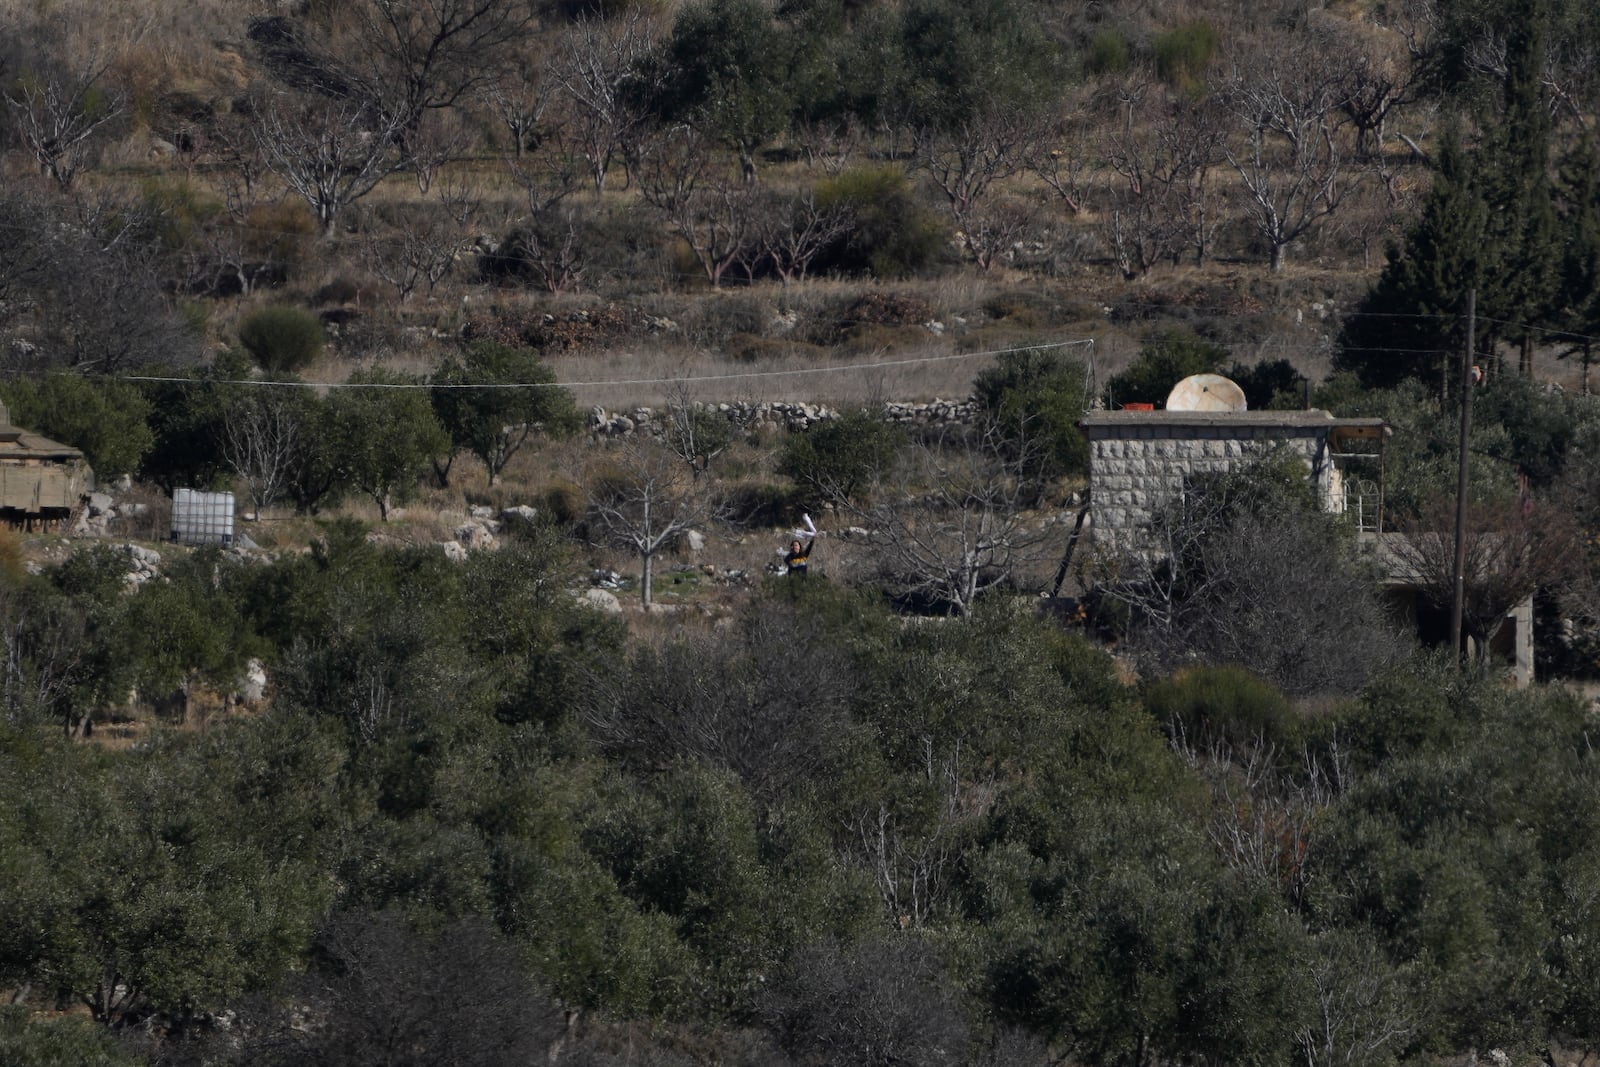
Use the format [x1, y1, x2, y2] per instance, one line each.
[120, 338, 1098, 391]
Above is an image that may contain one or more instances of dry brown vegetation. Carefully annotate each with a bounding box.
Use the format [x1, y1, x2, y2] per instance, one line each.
[0, 0, 1442, 410]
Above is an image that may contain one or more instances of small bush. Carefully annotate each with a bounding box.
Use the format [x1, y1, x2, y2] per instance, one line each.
[814, 166, 946, 279]
[728, 333, 827, 363]
[0, 527, 22, 581]
[841, 323, 923, 356]
[239, 305, 325, 373]
[1145, 665, 1299, 751]
[315, 278, 363, 305]
[1105, 328, 1227, 407]
[1087, 29, 1131, 76]
[845, 291, 937, 328]
[243, 199, 318, 275]
[1153, 20, 1218, 91]
[681, 294, 769, 348]
[541, 479, 586, 525]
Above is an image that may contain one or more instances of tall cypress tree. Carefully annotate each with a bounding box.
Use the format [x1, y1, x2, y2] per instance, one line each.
[1554, 136, 1600, 392]
[1476, 0, 1561, 375]
[1336, 127, 1486, 392]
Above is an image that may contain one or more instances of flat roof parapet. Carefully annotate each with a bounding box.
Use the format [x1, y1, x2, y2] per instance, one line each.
[1081, 409, 1386, 430]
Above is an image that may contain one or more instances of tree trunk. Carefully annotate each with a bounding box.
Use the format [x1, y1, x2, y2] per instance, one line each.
[640, 551, 654, 607]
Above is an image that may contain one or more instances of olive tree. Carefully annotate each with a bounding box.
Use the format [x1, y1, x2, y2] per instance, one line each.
[430, 342, 578, 487]
[324, 369, 448, 520]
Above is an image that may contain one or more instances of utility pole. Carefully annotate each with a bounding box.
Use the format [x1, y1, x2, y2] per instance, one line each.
[1450, 289, 1475, 667]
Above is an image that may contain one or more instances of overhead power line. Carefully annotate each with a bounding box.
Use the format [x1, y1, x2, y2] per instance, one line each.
[120, 338, 1096, 391]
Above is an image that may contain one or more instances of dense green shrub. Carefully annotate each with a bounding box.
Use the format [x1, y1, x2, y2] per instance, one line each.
[1227, 357, 1305, 410]
[720, 480, 805, 527]
[238, 305, 325, 374]
[430, 341, 579, 485]
[0, 1007, 142, 1066]
[1087, 29, 1131, 75]
[971, 345, 1090, 482]
[777, 409, 906, 502]
[1106, 329, 1228, 407]
[1144, 665, 1300, 751]
[0, 372, 153, 480]
[813, 166, 946, 278]
[540, 478, 586, 526]
[1153, 19, 1218, 91]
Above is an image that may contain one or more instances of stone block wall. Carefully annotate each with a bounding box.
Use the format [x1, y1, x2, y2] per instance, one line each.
[1087, 424, 1331, 547]
[587, 397, 982, 437]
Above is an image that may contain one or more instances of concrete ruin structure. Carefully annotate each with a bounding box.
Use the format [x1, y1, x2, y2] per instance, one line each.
[0, 400, 90, 530]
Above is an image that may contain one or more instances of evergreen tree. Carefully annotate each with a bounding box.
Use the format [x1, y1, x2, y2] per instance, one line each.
[1475, 0, 1560, 375]
[1336, 127, 1485, 391]
[1555, 136, 1600, 391]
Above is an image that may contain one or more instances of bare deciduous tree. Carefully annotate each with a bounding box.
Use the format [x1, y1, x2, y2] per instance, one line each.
[1099, 82, 1228, 278]
[751, 187, 854, 286]
[251, 89, 409, 237]
[1318, 13, 1420, 161]
[476, 44, 554, 160]
[794, 115, 865, 175]
[362, 176, 480, 302]
[3, 48, 125, 191]
[1022, 112, 1090, 217]
[1388, 494, 1579, 660]
[851, 424, 1054, 617]
[1223, 41, 1356, 272]
[344, 0, 537, 146]
[500, 147, 587, 293]
[220, 386, 310, 520]
[764, 937, 971, 1065]
[552, 11, 660, 194]
[23, 194, 204, 373]
[1295, 929, 1418, 1067]
[634, 126, 757, 289]
[586, 440, 720, 607]
[912, 108, 1040, 271]
[582, 604, 855, 800]
[662, 379, 740, 481]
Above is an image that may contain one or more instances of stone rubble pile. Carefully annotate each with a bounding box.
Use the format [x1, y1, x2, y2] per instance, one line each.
[72, 492, 150, 538]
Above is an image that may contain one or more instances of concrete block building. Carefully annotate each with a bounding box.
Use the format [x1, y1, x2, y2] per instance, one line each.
[1079, 408, 1389, 549]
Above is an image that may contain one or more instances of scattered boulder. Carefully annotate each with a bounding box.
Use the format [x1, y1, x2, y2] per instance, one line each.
[235, 659, 268, 706]
[455, 521, 497, 551]
[499, 505, 539, 525]
[580, 588, 623, 614]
